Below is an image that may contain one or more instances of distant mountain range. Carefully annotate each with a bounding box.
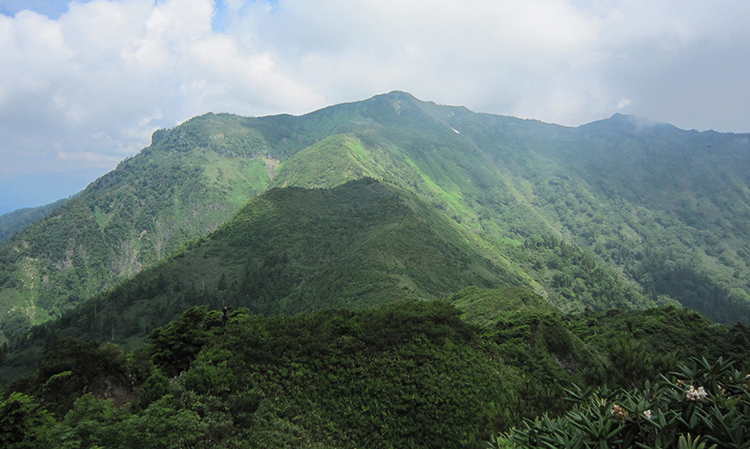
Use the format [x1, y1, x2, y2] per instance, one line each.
[2, 91, 750, 356]
[0, 199, 69, 242]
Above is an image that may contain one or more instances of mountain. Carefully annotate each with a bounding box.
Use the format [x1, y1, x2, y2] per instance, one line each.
[0, 113, 286, 345]
[4, 92, 750, 449]
[53, 179, 521, 337]
[263, 92, 750, 322]
[0, 199, 68, 242]
[2, 91, 750, 350]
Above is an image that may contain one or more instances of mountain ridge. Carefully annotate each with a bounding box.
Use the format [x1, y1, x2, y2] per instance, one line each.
[1, 91, 750, 350]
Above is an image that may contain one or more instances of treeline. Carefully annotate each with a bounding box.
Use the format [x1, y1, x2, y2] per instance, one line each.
[509, 235, 750, 325]
[628, 249, 750, 323]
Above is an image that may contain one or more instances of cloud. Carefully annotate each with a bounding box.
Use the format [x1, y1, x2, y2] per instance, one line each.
[0, 0, 749, 211]
[238, 0, 600, 113]
[0, 0, 322, 179]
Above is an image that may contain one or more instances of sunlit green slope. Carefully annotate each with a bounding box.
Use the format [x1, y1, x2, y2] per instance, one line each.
[265, 92, 750, 322]
[39, 179, 521, 345]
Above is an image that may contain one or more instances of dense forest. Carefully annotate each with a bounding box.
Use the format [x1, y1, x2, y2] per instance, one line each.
[2, 92, 750, 447]
[2, 294, 750, 448]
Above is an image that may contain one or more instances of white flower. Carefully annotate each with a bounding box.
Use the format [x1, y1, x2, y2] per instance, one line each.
[643, 410, 652, 419]
[686, 385, 707, 401]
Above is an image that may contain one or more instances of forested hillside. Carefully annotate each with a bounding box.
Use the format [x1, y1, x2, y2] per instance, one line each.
[0, 179, 527, 378]
[2, 90, 750, 358]
[0, 114, 286, 345]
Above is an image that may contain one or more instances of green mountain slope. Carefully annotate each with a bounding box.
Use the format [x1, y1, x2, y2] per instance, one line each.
[0, 178, 530, 379]
[264, 92, 750, 322]
[53, 179, 519, 341]
[0, 199, 68, 242]
[2, 90, 750, 346]
[0, 113, 286, 344]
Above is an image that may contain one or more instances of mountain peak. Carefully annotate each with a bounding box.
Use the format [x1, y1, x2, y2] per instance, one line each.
[368, 90, 423, 109]
[581, 112, 674, 133]
[610, 113, 665, 127]
[380, 90, 419, 100]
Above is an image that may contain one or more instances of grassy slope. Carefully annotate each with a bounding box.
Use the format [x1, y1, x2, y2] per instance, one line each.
[445, 286, 555, 328]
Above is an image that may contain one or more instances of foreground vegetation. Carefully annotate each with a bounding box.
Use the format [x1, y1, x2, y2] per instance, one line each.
[495, 357, 750, 449]
[2, 293, 750, 448]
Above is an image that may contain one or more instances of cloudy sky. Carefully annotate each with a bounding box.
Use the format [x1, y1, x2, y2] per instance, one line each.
[1, 0, 749, 214]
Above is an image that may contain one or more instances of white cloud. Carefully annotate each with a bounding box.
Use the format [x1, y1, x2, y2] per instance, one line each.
[0, 0, 322, 179]
[0, 0, 749, 211]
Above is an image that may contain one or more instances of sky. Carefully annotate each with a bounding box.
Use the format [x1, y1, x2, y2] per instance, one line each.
[1, 0, 749, 214]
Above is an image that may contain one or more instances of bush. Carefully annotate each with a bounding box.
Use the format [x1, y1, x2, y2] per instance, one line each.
[498, 357, 750, 449]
